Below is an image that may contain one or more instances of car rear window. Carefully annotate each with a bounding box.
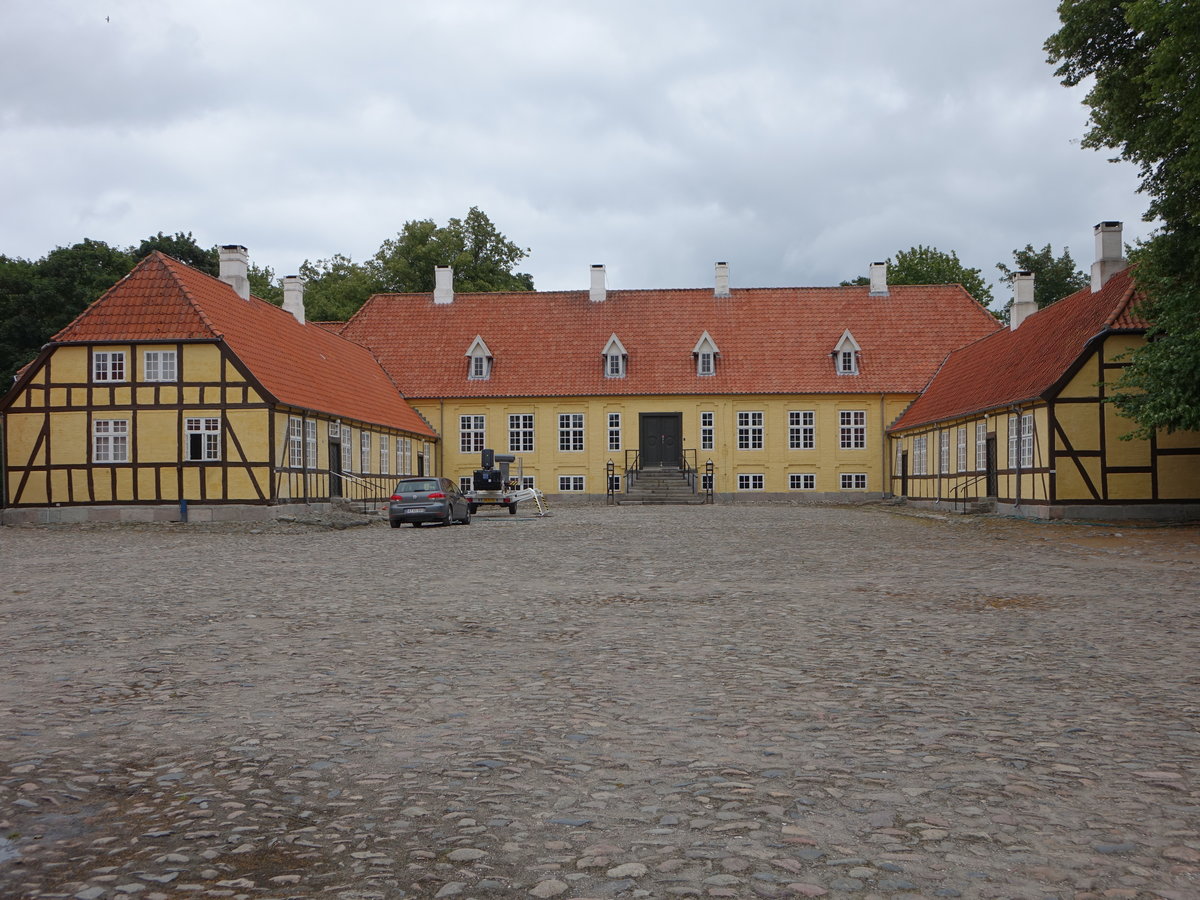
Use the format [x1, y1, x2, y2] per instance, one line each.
[395, 480, 440, 493]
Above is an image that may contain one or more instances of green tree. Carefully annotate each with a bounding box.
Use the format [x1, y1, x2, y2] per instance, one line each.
[298, 254, 383, 321]
[996, 243, 1089, 317]
[130, 231, 218, 275]
[371, 207, 534, 294]
[1046, 0, 1200, 435]
[885, 245, 994, 307]
[248, 262, 283, 305]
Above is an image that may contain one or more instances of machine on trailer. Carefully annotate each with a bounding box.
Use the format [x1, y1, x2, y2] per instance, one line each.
[466, 449, 549, 516]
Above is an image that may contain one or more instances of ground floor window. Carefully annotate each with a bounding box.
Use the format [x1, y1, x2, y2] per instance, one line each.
[840, 473, 867, 490]
[459, 476, 473, 493]
[93, 418, 129, 463]
[608, 473, 622, 492]
[913, 436, 928, 475]
[288, 417, 303, 467]
[188, 416, 221, 462]
[559, 475, 585, 491]
[306, 420, 318, 468]
[519, 475, 536, 490]
[737, 473, 764, 491]
[701, 472, 713, 492]
[789, 473, 815, 490]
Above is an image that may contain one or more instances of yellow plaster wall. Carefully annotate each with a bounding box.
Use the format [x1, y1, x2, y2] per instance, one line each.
[186, 345, 223, 382]
[136, 410, 180, 463]
[1159, 457, 1200, 499]
[227, 409, 269, 461]
[51, 346, 89, 382]
[1059, 354, 1100, 399]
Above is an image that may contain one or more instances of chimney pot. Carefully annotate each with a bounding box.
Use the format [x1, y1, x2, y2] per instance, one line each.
[714, 261, 731, 298]
[219, 244, 250, 300]
[1090, 221, 1127, 291]
[590, 264, 606, 303]
[869, 261, 888, 296]
[1010, 270, 1036, 330]
[282, 275, 305, 325]
[434, 265, 454, 304]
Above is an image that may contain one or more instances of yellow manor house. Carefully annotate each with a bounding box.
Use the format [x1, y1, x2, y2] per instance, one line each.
[3, 222, 1197, 522]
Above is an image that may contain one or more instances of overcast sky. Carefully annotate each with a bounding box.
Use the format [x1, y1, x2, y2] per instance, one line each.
[2, 1, 1151, 305]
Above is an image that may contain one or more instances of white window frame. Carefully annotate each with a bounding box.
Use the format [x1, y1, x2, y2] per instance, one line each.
[142, 350, 177, 382]
[607, 412, 621, 451]
[340, 425, 352, 472]
[186, 416, 221, 462]
[697, 351, 715, 376]
[976, 421, 987, 472]
[396, 436, 404, 475]
[839, 410, 866, 450]
[93, 418, 129, 463]
[558, 413, 584, 452]
[737, 411, 763, 450]
[470, 355, 489, 379]
[789, 473, 816, 491]
[509, 414, 535, 453]
[700, 411, 714, 451]
[913, 436, 928, 475]
[519, 475, 536, 490]
[558, 475, 585, 492]
[957, 427, 968, 472]
[305, 420, 317, 469]
[360, 431, 371, 474]
[93, 350, 126, 383]
[288, 416, 303, 468]
[737, 473, 765, 491]
[606, 353, 626, 378]
[841, 473, 868, 490]
[939, 430, 950, 474]
[700, 472, 713, 492]
[1020, 413, 1034, 467]
[459, 476, 473, 494]
[789, 410, 815, 450]
[460, 414, 486, 454]
[379, 433, 389, 475]
[1008, 415, 1019, 468]
[608, 473, 622, 492]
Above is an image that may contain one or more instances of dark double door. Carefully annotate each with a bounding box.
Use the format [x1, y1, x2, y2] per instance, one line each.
[640, 413, 682, 467]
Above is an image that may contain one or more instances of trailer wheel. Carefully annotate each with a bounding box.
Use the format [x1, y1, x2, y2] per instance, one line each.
[508, 504, 518, 515]
[468, 504, 478, 515]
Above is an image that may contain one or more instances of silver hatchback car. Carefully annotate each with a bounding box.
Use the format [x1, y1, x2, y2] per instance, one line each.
[388, 477, 472, 528]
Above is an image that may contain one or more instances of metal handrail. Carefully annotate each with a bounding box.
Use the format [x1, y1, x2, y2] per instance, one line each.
[680, 449, 698, 491]
[948, 473, 989, 513]
[332, 470, 400, 513]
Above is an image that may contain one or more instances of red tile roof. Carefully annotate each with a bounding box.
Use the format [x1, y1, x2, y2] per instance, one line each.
[50, 253, 434, 437]
[339, 284, 1002, 399]
[889, 267, 1143, 431]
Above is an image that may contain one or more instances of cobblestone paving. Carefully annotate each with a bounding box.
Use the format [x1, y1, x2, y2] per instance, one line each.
[2, 504, 1199, 900]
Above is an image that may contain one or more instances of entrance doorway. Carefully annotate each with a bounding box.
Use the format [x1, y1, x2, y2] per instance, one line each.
[985, 435, 998, 497]
[328, 438, 342, 498]
[639, 413, 682, 467]
[899, 450, 909, 497]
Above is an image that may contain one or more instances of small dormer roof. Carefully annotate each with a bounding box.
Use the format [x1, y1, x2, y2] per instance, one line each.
[693, 331, 720, 355]
[602, 333, 627, 356]
[465, 335, 492, 357]
[834, 329, 861, 352]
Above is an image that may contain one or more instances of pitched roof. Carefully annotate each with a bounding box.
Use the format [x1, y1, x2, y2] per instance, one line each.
[889, 267, 1143, 431]
[339, 284, 1001, 399]
[49, 253, 434, 437]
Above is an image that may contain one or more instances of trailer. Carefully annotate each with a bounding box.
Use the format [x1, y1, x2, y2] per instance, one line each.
[465, 450, 550, 516]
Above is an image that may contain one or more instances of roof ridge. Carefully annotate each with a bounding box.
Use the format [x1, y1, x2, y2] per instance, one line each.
[1101, 267, 1139, 329]
[153, 253, 223, 339]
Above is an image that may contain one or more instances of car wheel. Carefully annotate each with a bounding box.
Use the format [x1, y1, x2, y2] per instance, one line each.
[443, 507, 454, 527]
[508, 504, 518, 515]
[461, 507, 471, 525]
[389, 519, 402, 529]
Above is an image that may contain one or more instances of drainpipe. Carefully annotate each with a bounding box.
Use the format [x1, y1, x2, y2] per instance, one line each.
[879, 395, 888, 497]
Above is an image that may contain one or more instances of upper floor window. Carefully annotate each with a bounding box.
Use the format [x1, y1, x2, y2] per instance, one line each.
[460, 415, 486, 454]
[143, 350, 176, 382]
[832, 329, 861, 376]
[693, 332, 720, 377]
[509, 414, 535, 452]
[602, 334, 627, 378]
[839, 410, 866, 449]
[737, 411, 764, 450]
[187, 417, 222, 462]
[559, 413, 584, 452]
[93, 350, 126, 383]
[93, 418, 128, 463]
[789, 411, 815, 450]
[607, 412, 621, 451]
[700, 412, 714, 451]
[465, 335, 493, 380]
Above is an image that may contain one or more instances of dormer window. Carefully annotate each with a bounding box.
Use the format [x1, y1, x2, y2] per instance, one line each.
[693, 331, 720, 377]
[602, 334, 628, 378]
[833, 329, 861, 376]
[465, 335, 493, 380]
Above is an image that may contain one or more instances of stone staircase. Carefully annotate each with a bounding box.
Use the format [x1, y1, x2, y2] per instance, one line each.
[618, 467, 706, 505]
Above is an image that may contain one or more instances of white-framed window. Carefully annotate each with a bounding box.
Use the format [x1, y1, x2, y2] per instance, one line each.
[143, 350, 176, 382]
[93, 350, 126, 383]
[737, 473, 765, 491]
[737, 411, 763, 450]
[186, 416, 221, 462]
[896, 443, 904, 474]
[957, 427, 967, 472]
[288, 416, 303, 467]
[833, 330, 861, 376]
[93, 418, 128, 462]
[700, 472, 713, 492]
[519, 475, 535, 490]
[341, 425, 352, 471]
[939, 430, 950, 473]
[607, 413, 621, 451]
[396, 436, 404, 475]
[470, 355, 490, 379]
[839, 410, 866, 450]
[606, 353, 624, 377]
[838, 350, 857, 374]
[379, 434, 389, 475]
[700, 411, 714, 450]
[558, 475, 585, 492]
[305, 420, 317, 468]
[459, 476, 473, 494]
[976, 421, 987, 472]
[1008, 415, 1019, 468]
[789, 411, 815, 450]
[360, 431, 371, 474]
[1020, 413, 1034, 467]
[329, 420, 340, 437]
[841, 473, 868, 490]
[608, 473, 622, 492]
[558, 413, 584, 451]
[913, 436, 928, 475]
[789, 473, 816, 490]
[509, 414, 534, 453]
[698, 351, 715, 376]
[460, 415, 485, 454]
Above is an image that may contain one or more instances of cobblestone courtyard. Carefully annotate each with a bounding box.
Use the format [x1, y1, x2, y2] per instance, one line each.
[1, 505, 1198, 900]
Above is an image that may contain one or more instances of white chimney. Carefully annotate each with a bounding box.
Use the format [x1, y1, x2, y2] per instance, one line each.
[590, 264, 606, 303]
[219, 244, 250, 300]
[1090, 221, 1128, 292]
[282, 275, 305, 325]
[434, 265, 454, 304]
[869, 261, 888, 296]
[1010, 270, 1036, 330]
[714, 261, 731, 298]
